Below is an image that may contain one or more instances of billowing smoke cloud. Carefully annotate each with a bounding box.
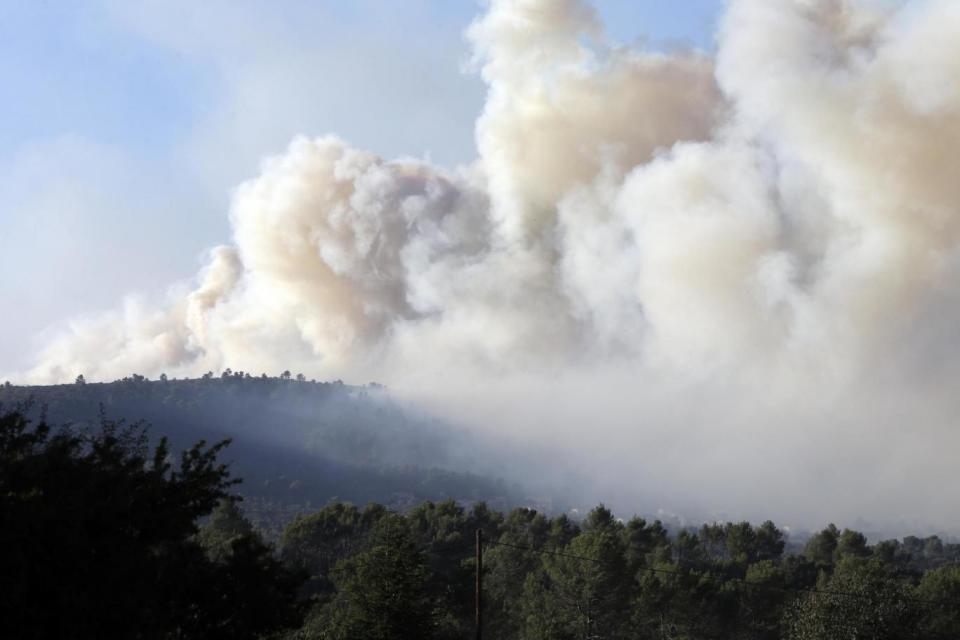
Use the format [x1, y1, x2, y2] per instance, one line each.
[18, 0, 960, 532]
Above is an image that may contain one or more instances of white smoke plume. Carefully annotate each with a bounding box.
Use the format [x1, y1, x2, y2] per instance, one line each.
[17, 0, 960, 532]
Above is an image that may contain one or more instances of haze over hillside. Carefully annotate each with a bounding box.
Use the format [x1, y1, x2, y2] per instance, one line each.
[7, 0, 960, 532]
[0, 375, 538, 532]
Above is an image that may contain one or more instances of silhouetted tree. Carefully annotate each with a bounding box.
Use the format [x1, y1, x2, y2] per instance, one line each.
[0, 407, 303, 640]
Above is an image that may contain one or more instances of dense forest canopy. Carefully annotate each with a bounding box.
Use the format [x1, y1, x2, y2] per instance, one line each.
[3, 405, 960, 639]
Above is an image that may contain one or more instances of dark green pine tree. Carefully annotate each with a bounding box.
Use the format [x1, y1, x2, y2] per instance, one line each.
[785, 557, 922, 640]
[310, 514, 438, 640]
[522, 505, 634, 640]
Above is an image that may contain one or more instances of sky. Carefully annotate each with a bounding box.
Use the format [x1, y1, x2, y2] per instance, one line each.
[0, 0, 723, 372]
[7, 0, 960, 532]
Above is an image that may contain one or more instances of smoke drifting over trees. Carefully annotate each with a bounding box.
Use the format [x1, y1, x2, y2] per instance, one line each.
[11, 0, 960, 530]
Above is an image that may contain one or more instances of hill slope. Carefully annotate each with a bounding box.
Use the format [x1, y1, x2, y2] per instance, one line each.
[0, 375, 525, 531]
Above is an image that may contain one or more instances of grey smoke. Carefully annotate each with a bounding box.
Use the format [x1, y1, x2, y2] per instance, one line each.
[15, 0, 960, 532]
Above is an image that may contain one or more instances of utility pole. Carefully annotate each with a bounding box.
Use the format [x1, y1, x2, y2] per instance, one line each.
[476, 528, 483, 640]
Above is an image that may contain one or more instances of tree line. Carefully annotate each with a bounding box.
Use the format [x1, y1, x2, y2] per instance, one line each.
[2, 406, 959, 639]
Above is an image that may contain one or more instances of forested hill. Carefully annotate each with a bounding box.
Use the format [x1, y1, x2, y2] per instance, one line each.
[5, 398, 960, 639]
[0, 374, 525, 530]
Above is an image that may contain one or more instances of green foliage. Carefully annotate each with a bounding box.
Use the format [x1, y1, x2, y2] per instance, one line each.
[4, 387, 960, 639]
[740, 560, 790, 639]
[0, 407, 303, 640]
[272, 499, 959, 640]
[484, 507, 552, 639]
[785, 558, 922, 640]
[280, 502, 387, 597]
[804, 524, 840, 570]
[836, 528, 871, 560]
[197, 498, 256, 558]
[406, 499, 502, 638]
[916, 565, 960, 637]
[303, 515, 438, 639]
[523, 506, 634, 639]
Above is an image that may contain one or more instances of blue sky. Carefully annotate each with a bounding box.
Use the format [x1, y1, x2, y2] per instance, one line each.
[0, 0, 724, 371]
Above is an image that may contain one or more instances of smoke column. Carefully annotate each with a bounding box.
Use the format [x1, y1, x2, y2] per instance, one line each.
[17, 0, 960, 531]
